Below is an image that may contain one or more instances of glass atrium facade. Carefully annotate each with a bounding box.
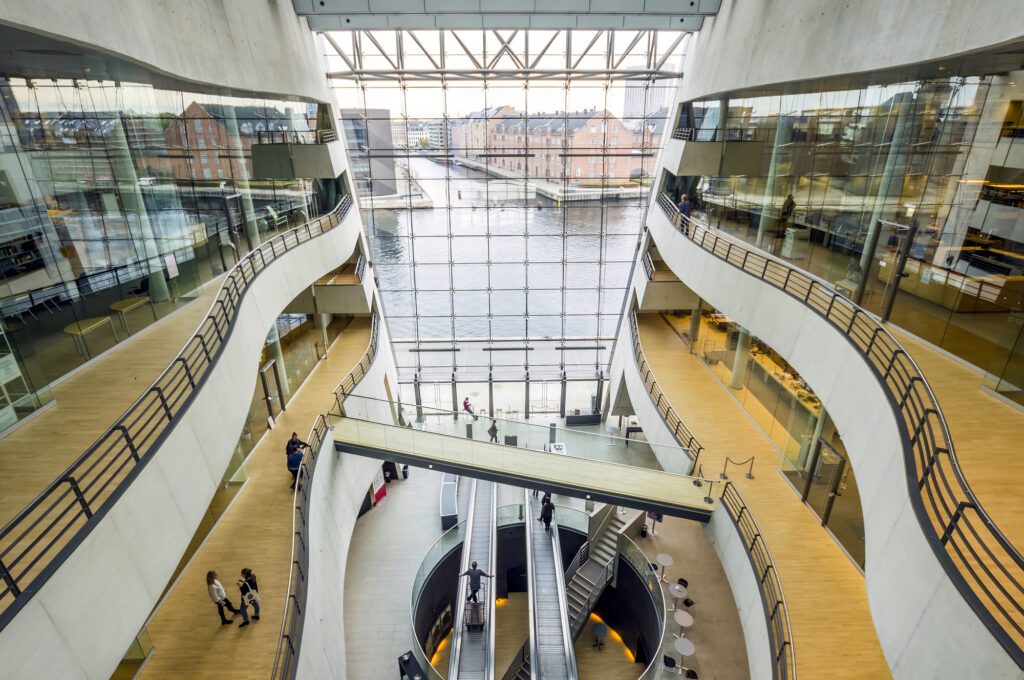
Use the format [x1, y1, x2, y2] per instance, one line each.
[327, 30, 684, 412]
[0, 77, 324, 428]
[663, 72, 1024, 405]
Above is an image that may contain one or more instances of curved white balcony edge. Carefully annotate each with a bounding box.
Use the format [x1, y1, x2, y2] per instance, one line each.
[0, 210, 364, 680]
[646, 206, 1020, 679]
[610, 316, 787, 680]
[293, 320, 400, 680]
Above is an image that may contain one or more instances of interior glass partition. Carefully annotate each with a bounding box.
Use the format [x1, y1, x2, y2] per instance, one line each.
[667, 71, 1024, 405]
[0, 76, 322, 428]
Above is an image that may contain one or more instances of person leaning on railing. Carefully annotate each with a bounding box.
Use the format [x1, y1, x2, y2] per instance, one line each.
[285, 431, 309, 490]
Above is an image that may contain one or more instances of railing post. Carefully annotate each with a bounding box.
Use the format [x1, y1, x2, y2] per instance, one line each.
[113, 425, 140, 462]
[63, 476, 92, 519]
[177, 357, 196, 389]
[151, 386, 173, 419]
[0, 558, 20, 598]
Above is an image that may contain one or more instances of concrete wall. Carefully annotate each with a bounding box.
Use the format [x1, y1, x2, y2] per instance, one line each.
[295, 313, 400, 680]
[0, 0, 330, 102]
[0, 210, 364, 679]
[703, 508, 773, 680]
[675, 0, 1024, 105]
[606, 311, 695, 476]
[644, 206, 1021, 678]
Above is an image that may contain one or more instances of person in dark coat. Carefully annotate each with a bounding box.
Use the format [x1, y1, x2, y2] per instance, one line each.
[488, 419, 499, 443]
[285, 432, 308, 489]
[677, 194, 692, 221]
[539, 498, 555, 532]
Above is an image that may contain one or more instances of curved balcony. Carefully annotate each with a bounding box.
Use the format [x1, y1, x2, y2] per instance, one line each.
[625, 309, 795, 680]
[648, 195, 1024, 677]
[0, 198, 361, 678]
[272, 313, 380, 679]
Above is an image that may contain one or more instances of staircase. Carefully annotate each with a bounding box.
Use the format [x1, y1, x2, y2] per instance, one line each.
[501, 508, 635, 680]
[567, 511, 629, 636]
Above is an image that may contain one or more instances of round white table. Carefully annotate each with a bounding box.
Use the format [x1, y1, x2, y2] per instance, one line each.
[668, 582, 688, 612]
[674, 636, 695, 662]
[656, 553, 673, 583]
[673, 609, 694, 638]
[605, 425, 619, 447]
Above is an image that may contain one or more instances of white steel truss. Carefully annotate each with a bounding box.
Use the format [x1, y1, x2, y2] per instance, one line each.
[320, 29, 688, 81]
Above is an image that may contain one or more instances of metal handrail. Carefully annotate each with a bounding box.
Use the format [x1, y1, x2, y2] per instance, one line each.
[721, 482, 796, 680]
[0, 195, 354, 631]
[501, 643, 529, 680]
[641, 251, 655, 280]
[354, 253, 367, 284]
[627, 309, 703, 469]
[271, 312, 379, 679]
[655, 192, 1024, 667]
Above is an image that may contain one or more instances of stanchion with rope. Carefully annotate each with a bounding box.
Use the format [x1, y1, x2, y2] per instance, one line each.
[719, 456, 755, 480]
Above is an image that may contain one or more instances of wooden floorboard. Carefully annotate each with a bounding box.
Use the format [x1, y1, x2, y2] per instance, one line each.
[635, 313, 891, 680]
[0, 275, 226, 527]
[136, 318, 371, 680]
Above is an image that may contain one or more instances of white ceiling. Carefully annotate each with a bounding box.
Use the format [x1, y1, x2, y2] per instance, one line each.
[294, 0, 721, 30]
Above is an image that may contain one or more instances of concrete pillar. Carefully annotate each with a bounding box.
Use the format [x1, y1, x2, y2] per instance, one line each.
[222, 107, 261, 249]
[756, 113, 794, 251]
[854, 91, 916, 303]
[729, 329, 751, 390]
[108, 116, 170, 302]
[688, 299, 702, 353]
[265, 321, 291, 402]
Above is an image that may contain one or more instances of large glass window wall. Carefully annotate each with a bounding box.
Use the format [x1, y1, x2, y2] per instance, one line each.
[328, 30, 682, 388]
[0, 76, 323, 428]
[665, 72, 1024, 406]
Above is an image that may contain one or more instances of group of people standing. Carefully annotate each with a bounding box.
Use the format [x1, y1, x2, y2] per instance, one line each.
[207, 568, 261, 627]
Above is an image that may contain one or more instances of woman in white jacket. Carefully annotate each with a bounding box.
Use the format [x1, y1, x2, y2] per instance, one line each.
[206, 570, 240, 625]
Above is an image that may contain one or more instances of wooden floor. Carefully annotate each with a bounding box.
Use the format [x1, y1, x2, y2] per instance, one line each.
[0, 274, 226, 527]
[136, 317, 372, 680]
[635, 313, 891, 679]
[890, 330, 1024, 552]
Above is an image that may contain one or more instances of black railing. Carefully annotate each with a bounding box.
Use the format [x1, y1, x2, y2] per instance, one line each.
[720, 482, 796, 680]
[501, 643, 529, 680]
[271, 313, 380, 679]
[355, 253, 367, 284]
[627, 309, 703, 468]
[0, 195, 354, 630]
[641, 251, 655, 280]
[655, 192, 1024, 666]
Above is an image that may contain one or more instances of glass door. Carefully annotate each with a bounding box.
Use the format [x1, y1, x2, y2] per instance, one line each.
[804, 439, 846, 522]
[259, 359, 285, 423]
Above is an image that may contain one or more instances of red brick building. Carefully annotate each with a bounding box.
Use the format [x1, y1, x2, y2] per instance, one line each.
[463, 107, 667, 185]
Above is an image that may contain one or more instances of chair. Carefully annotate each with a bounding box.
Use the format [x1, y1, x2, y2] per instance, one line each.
[663, 655, 682, 675]
[676, 578, 689, 589]
[683, 670, 698, 679]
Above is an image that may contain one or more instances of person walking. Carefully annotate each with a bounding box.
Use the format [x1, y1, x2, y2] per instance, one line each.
[488, 419, 499, 443]
[236, 568, 261, 627]
[677, 194, 692, 222]
[207, 570, 239, 625]
[458, 561, 493, 603]
[538, 497, 555, 532]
